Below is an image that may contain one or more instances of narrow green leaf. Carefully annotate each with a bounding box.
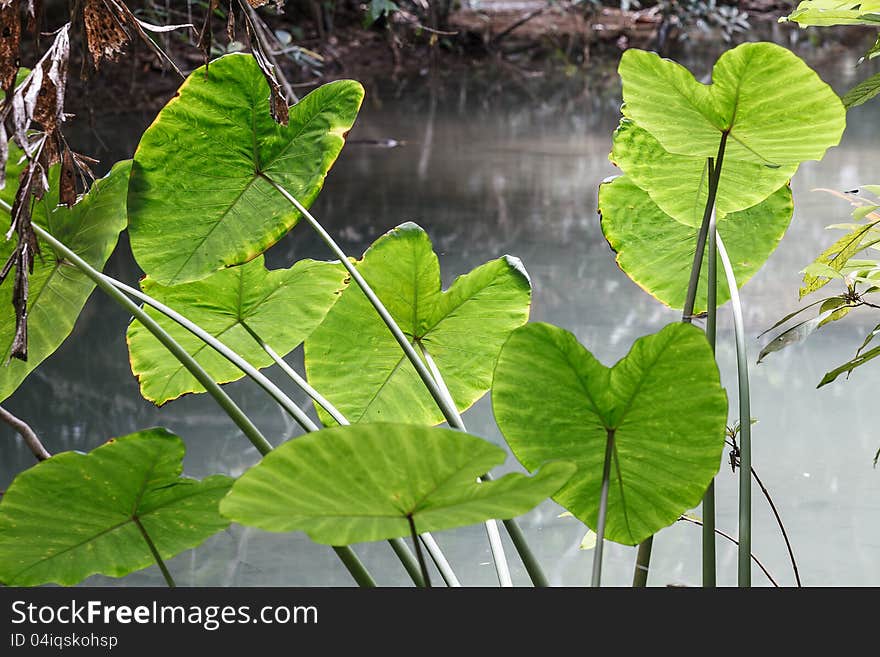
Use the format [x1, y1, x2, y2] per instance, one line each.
[0, 160, 131, 402]
[0, 428, 233, 586]
[305, 222, 531, 426]
[128, 53, 364, 286]
[842, 72, 880, 109]
[127, 256, 346, 404]
[853, 205, 880, 220]
[220, 423, 575, 545]
[757, 307, 840, 363]
[492, 322, 728, 546]
[819, 343, 880, 386]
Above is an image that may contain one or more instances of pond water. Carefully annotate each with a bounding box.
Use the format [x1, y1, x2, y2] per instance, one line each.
[3, 42, 880, 587]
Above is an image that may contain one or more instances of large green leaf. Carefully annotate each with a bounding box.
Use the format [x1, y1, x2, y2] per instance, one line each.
[492, 322, 728, 546]
[0, 159, 131, 402]
[219, 423, 574, 545]
[599, 175, 793, 312]
[127, 53, 364, 286]
[127, 256, 345, 404]
[0, 428, 233, 586]
[610, 119, 797, 227]
[304, 222, 531, 426]
[619, 42, 845, 168]
[781, 0, 880, 27]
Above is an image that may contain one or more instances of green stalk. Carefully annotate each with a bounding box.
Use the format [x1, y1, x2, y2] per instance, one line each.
[716, 230, 752, 588]
[133, 516, 176, 588]
[408, 515, 431, 588]
[420, 533, 461, 587]
[703, 206, 718, 588]
[591, 430, 615, 587]
[239, 321, 348, 426]
[632, 539, 652, 587]
[417, 342, 513, 588]
[262, 178, 547, 585]
[389, 537, 426, 587]
[30, 222, 376, 589]
[633, 144, 727, 588]
[332, 546, 377, 588]
[101, 277, 320, 433]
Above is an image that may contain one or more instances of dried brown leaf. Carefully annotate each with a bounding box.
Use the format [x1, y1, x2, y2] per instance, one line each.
[83, 0, 129, 69]
[249, 43, 288, 125]
[59, 144, 75, 207]
[0, 2, 21, 95]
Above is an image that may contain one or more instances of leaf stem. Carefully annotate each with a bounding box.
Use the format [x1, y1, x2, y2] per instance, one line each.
[716, 230, 752, 587]
[262, 179, 546, 586]
[703, 204, 718, 588]
[102, 276, 320, 433]
[29, 222, 375, 588]
[389, 537, 426, 587]
[632, 539, 652, 587]
[239, 321, 348, 426]
[417, 342, 513, 588]
[592, 429, 615, 587]
[420, 533, 461, 587]
[332, 546, 377, 588]
[133, 516, 176, 588]
[634, 142, 726, 588]
[408, 515, 431, 588]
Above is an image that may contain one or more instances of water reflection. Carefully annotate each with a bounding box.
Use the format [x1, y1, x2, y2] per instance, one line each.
[3, 47, 880, 586]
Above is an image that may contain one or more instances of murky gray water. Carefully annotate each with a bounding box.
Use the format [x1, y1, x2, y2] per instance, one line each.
[3, 44, 880, 587]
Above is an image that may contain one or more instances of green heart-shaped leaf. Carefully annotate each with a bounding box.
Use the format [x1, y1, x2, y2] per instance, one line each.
[219, 423, 575, 545]
[492, 322, 728, 546]
[599, 175, 793, 311]
[127, 53, 364, 286]
[127, 255, 346, 404]
[610, 120, 797, 227]
[0, 428, 233, 586]
[619, 42, 845, 168]
[305, 222, 531, 426]
[0, 159, 131, 402]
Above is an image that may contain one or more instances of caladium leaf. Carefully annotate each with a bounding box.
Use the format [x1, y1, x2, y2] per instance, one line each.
[492, 322, 727, 546]
[220, 423, 575, 545]
[0, 428, 233, 586]
[305, 222, 531, 426]
[127, 53, 364, 286]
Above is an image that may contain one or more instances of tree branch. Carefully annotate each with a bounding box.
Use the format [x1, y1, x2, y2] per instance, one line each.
[0, 404, 50, 461]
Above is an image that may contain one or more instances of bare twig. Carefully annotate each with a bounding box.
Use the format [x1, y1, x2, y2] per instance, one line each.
[678, 515, 779, 587]
[0, 404, 50, 461]
[727, 435, 802, 587]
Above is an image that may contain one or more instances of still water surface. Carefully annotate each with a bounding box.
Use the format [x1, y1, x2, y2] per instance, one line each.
[3, 46, 880, 586]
